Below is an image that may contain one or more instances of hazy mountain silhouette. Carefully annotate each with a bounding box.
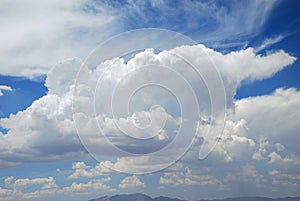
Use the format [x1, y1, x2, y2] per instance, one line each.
[200, 197, 300, 201]
[88, 193, 183, 201]
[88, 193, 300, 201]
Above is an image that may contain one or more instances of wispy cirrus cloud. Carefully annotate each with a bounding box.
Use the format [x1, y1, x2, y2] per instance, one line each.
[91, 0, 279, 53]
[0, 0, 279, 77]
[255, 34, 286, 52]
[0, 0, 115, 77]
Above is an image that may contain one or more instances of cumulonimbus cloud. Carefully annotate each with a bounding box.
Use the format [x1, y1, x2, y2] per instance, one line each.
[0, 44, 296, 169]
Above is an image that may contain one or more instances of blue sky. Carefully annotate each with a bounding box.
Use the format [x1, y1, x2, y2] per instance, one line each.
[0, 1, 300, 201]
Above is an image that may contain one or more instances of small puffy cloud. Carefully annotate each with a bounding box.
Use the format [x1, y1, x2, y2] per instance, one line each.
[268, 152, 300, 165]
[160, 167, 221, 187]
[72, 162, 90, 170]
[268, 170, 300, 192]
[1, 176, 59, 201]
[118, 175, 145, 189]
[222, 164, 267, 189]
[5, 176, 58, 191]
[4, 177, 14, 188]
[68, 161, 112, 179]
[0, 187, 12, 201]
[97, 156, 172, 174]
[241, 164, 267, 188]
[0, 85, 12, 92]
[62, 178, 116, 194]
[274, 143, 285, 152]
[0, 175, 115, 200]
[212, 134, 256, 163]
[0, 85, 12, 96]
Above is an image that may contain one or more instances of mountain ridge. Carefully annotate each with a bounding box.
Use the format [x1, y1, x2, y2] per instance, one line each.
[88, 193, 300, 201]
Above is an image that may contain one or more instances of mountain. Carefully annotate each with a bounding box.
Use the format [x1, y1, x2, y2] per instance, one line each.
[200, 197, 300, 201]
[88, 193, 300, 201]
[88, 193, 185, 201]
[154, 196, 185, 201]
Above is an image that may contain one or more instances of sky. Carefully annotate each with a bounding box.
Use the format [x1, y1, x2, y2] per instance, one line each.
[0, 0, 300, 201]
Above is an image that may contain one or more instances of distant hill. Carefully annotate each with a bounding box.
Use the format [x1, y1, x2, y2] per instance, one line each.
[88, 193, 184, 201]
[88, 193, 300, 201]
[200, 197, 300, 201]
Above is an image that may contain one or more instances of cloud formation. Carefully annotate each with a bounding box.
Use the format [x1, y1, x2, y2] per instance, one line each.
[160, 167, 221, 187]
[0, 175, 115, 201]
[0, 0, 115, 77]
[0, 0, 279, 77]
[0, 43, 298, 198]
[0, 85, 12, 97]
[119, 175, 145, 189]
[0, 44, 296, 170]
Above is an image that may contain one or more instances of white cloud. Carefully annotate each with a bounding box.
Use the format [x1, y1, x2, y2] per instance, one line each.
[68, 161, 112, 179]
[169, 86, 300, 196]
[197, 87, 300, 168]
[0, 85, 12, 92]
[103, 0, 278, 48]
[72, 161, 91, 170]
[0, 0, 115, 77]
[118, 175, 145, 189]
[0, 175, 116, 201]
[97, 156, 172, 174]
[62, 178, 116, 194]
[100, 106, 178, 140]
[1, 176, 59, 201]
[0, 187, 12, 201]
[268, 152, 300, 165]
[241, 164, 267, 188]
[220, 164, 267, 189]
[0, 0, 279, 77]
[160, 166, 223, 189]
[0, 59, 86, 166]
[0, 85, 12, 97]
[252, 140, 269, 161]
[212, 134, 256, 163]
[169, 45, 296, 109]
[255, 34, 286, 52]
[269, 170, 300, 182]
[232, 87, 300, 155]
[267, 170, 300, 193]
[13, 177, 57, 190]
[0, 44, 296, 171]
[0, 0, 297, 195]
